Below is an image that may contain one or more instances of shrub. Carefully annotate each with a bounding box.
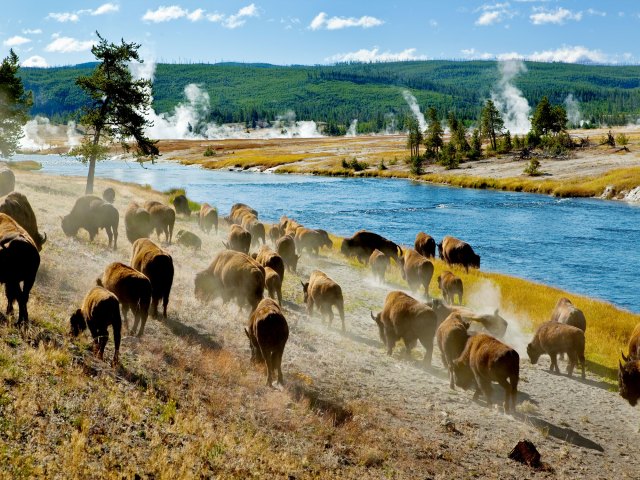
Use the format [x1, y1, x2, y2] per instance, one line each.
[409, 156, 424, 175]
[616, 133, 629, 146]
[203, 146, 216, 157]
[439, 143, 459, 170]
[378, 160, 387, 171]
[523, 158, 542, 176]
[342, 158, 368, 171]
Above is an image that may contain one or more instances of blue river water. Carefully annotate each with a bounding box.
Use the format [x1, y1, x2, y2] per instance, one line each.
[19, 154, 640, 313]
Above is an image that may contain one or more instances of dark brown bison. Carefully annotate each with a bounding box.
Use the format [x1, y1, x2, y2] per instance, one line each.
[397, 249, 434, 296]
[171, 194, 191, 217]
[437, 271, 463, 305]
[144, 200, 175, 244]
[295, 227, 333, 255]
[264, 266, 283, 305]
[453, 334, 519, 413]
[0, 166, 15, 196]
[175, 229, 202, 250]
[70, 286, 121, 366]
[341, 230, 402, 263]
[0, 213, 40, 324]
[62, 195, 119, 249]
[414, 232, 436, 258]
[253, 245, 285, 283]
[619, 358, 640, 406]
[302, 270, 345, 331]
[436, 312, 470, 389]
[199, 203, 218, 234]
[550, 297, 586, 332]
[268, 224, 283, 245]
[276, 234, 299, 272]
[131, 238, 174, 319]
[224, 224, 251, 254]
[369, 249, 389, 283]
[527, 321, 585, 379]
[97, 262, 152, 337]
[438, 236, 480, 272]
[0, 192, 46, 251]
[429, 299, 508, 339]
[622, 323, 640, 362]
[245, 298, 289, 387]
[194, 250, 265, 311]
[124, 202, 153, 244]
[102, 187, 115, 204]
[370, 291, 437, 366]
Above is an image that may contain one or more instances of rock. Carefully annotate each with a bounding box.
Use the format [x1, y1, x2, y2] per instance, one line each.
[624, 186, 640, 203]
[509, 439, 541, 468]
[0, 165, 15, 196]
[601, 185, 616, 200]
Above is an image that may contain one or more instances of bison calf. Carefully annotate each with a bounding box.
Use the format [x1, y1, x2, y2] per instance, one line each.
[131, 238, 174, 319]
[437, 271, 463, 305]
[438, 236, 480, 272]
[124, 202, 154, 244]
[70, 286, 121, 366]
[436, 313, 470, 389]
[264, 266, 283, 305]
[276, 234, 299, 272]
[369, 249, 389, 283]
[199, 203, 218, 234]
[302, 270, 345, 331]
[224, 224, 251, 254]
[527, 321, 585, 379]
[398, 249, 434, 297]
[144, 200, 175, 244]
[175, 229, 202, 250]
[551, 297, 586, 332]
[414, 232, 436, 258]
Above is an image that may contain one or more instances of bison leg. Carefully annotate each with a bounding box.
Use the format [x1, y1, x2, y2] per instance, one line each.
[162, 294, 169, 319]
[326, 305, 334, 327]
[497, 377, 512, 413]
[275, 348, 285, 385]
[5, 282, 18, 317]
[579, 352, 586, 379]
[121, 305, 131, 332]
[263, 348, 274, 387]
[136, 309, 149, 337]
[112, 321, 121, 367]
[306, 299, 314, 320]
[478, 377, 493, 407]
[337, 300, 345, 332]
[98, 333, 108, 361]
[419, 336, 434, 368]
[150, 296, 160, 319]
[276, 286, 282, 306]
[385, 329, 396, 356]
[106, 228, 113, 249]
[549, 353, 559, 374]
[509, 373, 518, 412]
[448, 367, 455, 390]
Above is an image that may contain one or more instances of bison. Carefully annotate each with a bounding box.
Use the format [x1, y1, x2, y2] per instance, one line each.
[341, 230, 402, 263]
[194, 249, 265, 311]
[268, 224, 283, 245]
[102, 187, 115, 204]
[550, 297, 586, 332]
[175, 229, 202, 250]
[622, 323, 640, 362]
[414, 232, 436, 258]
[245, 298, 289, 387]
[144, 200, 175, 244]
[276, 234, 299, 273]
[70, 286, 121, 366]
[97, 262, 152, 337]
[0, 192, 46, 251]
[0, 166, 15, 197]
[437, 271, 463, 305]
[242, 215, 266, 247]
[619, 358, 640, 406]
[224, 224, 251, 254]
[453, 334, 519, 413]
[172, 194, 191, 217]
[436, 312, 470, 389]
[0, 213, 40, 324]
[227, 203, 258, 225]
[62, 195, 119, 249]
[438, 236, 480, 272]
[264, 266, 283, 305]
[295, 228, 332, 255]
[370, 291, 437, 366]
[253, 245, 285, 283]
[302, 270, 345, 331]
[429, 299, 508, 339]
[527, 321, 585, 379]
[369, 249, 389, 283]
[124, 202, 153, 244]
[131, 238, 174, 319]
[198, 203, 218, 234]
[397, 249, 434, 296]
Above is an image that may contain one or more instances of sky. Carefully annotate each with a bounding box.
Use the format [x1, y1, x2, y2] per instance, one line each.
[1, 1, 640, 68]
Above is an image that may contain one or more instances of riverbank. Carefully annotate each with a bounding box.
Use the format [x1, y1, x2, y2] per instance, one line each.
[4, 169, 640, 477]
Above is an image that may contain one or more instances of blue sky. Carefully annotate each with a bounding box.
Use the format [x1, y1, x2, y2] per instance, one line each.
[1, 1, 639, 67]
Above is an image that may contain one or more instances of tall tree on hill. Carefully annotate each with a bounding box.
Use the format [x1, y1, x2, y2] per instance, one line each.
[424, 107, 443, 158]
[0, 50, 32, 159]
[70, 32, 158, 194]
[531, 96, 568, 136]
[480, 99, 503, 151]
[406, 117, 423, 159]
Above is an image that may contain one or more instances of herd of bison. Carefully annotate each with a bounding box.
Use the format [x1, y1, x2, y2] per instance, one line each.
[1, 166, 640, 413]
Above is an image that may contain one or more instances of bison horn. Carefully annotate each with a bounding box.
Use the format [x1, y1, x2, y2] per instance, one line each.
[622, 351, 629, 362]
[619, 359, 624, 370]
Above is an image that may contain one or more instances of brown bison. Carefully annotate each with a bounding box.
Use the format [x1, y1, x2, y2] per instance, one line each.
[369, 249, 389, 283]
[171, 194, 191, 217]
[194, 250, 265, 311]
[436, 313, 470, 389]
[438, 236, 480, 272]
[429, 299, 508, 339]
[131, 238, 174, 319]
[224, 224, 252, 254]
[0, 192, 46, 251]
[175, 229, 202, 250]
[253, 245, 285, 283]
[622, 323, 640, 362]
[0, 213, 40, 324]
[302, 270, 345, 331]
[453, 334, 519, 413]
[341, 230, 402, 263]
[550, 297, 586, 332]
[397, 249, 434, 296]
[268, 224, 283, 245]
[97, 262, 152, 337]
[102, 187, 115, 204]
[264, 266, 283, 305]
[144, 200, 175, 244]
[62, 195, 119, 249]
[245, 298, 289, 386]
[242, 215, 266, 246]
[124, 202, 154, 244]
[198, 203, 218, 234]
[276, 234, 299, 272]
[295, 227, 332, 255]
[619, 358, 640, 406]
[437, 271, 463, 305]
[0, 166, 15, 197]
[227, 203, 258, 225]
[527, 321, 585, 379]
[70, 286, 121, 366]
[414, 232, 436, 258]
[370, 291, 437, 366]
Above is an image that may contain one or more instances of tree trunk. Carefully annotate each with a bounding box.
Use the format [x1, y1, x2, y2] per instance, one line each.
[85, 128, 102, 194]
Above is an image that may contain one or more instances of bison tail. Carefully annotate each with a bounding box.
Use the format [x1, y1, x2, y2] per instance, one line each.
[96, 277, 103, 287]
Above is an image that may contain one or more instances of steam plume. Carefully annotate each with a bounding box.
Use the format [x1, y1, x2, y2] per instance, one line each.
[564, 94, 582, 127]
[401, 90, 427, 132]
[346, 119, 358, 137]
[491, 60, 531, 134]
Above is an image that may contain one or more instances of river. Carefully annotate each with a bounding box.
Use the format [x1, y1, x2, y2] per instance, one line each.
[19, 154, 640, 313]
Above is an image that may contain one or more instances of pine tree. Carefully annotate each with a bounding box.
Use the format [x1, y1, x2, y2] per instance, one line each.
[480, 100, 503, 151]
[469, 128, 483, 159]
[0, 50, 33, 158]
[424, 107, 443, 157]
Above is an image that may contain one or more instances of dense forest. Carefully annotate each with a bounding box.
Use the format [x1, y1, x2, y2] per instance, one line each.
[20, 60, 640, 133]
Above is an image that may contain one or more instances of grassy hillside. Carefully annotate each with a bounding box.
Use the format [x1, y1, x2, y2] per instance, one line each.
[20, 61, 640, 132]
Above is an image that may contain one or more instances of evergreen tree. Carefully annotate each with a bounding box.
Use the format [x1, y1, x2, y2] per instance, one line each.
[498, 130, 513, 153]
[469, 128, 483, 159]
[424, 107, 443, 157]
[531, 96, 554, 136]
[480, 100, 503, 151]
[0, 50, 32, 158]
[406, 117, 422, 159]
[449, 111, 469, 155]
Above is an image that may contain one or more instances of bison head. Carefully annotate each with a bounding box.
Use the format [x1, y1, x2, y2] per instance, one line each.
[452, 360, 474, 390]
[471, 253, 481, 269]
[60, 215, 79, 237]
[526, 342, 542, 365]
[245, 328, 264, 363]
[370, 311, 386, 344]
[194, 272, 215, 301]
[619, 359, 640, 406]
[340, 239, 351, 256]
[437, 242, 443, 259]
[69, 309, 87, 336]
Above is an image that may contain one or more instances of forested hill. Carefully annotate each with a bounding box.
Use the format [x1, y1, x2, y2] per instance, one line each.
[20, 60, 640, 133]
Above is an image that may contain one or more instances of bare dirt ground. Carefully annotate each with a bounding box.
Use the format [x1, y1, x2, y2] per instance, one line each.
[5, 169, 640, 478]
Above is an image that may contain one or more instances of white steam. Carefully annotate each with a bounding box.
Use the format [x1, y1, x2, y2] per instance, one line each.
[384, 113, 397, 134]
[402, 90, 427, 132]
[346, 119, 358, 137]
[19, 115, 81, 152]
[564, 93, 582, 127]
[491, 60, 531, 134]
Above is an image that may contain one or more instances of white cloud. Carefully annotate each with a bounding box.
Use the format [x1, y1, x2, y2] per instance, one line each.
[224, 4, 259, 29]
[187, 8, 205, 21]
[327, 47, 427, 63]
[3, 35, 31, 47]
[207, 13, 224, 23]
[475, 3, 516, 26]
[22, 29, 42, 35]
[91, 3, 120, 16]
[309, 11, 383, 30]
[586, 8, 606, 17]
[142, 5, 188, 22]
[428, 19, 438, 28]
[47, 12, 80, 23]
[21, 55, 48, 67]
[461, 45, 615, 64]
[530, 7, 582, 25]
[141, 4, 257, 28]
[45, 36, 94, 53]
